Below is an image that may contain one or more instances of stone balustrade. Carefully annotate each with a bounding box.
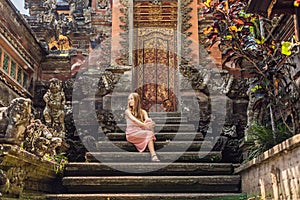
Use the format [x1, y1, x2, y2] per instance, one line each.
[236, 134, 300, 199]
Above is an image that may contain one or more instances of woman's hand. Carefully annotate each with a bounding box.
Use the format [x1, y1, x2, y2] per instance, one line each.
[144, 121, 155, 130]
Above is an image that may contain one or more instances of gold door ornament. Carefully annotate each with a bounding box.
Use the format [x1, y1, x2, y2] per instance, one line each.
[133, 27, 178, 112]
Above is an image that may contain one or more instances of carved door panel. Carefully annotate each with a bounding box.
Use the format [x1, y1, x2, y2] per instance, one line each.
[133, 1, 178, 112]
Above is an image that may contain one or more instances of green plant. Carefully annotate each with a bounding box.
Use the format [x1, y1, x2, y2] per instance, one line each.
[53, 153, 68, 174]
[44, 153, 68, 174]
[201, 0, 300, 135]
[244, 123, 292, 161]
[210, 194, 247, 200]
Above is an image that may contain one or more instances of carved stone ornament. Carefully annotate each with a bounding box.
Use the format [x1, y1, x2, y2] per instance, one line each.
[244, 79, 267, 138]
[5, 167, 26, 197]
[48, 35, 71, 51]
[0, 97, 32, 144]
[0, 169, 9, 196]
[0, 144, 60, 197]
[24, 119, 62, 157]
[97, 0, 108, 9]
[43, 78, 66, 138]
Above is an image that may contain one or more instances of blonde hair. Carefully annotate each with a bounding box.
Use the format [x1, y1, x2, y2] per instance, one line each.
[128, 93, 144, 122]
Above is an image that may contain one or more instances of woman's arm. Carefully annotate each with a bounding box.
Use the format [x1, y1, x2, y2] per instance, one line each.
[125, 109, 148, 128]
[142, 110, 155, 130]
[142, 109, 149, 120]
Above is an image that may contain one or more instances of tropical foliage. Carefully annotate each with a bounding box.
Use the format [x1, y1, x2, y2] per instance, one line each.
[200, 0, 300, 136]
[244, 123, 292, 161]
[199, 0, 300, 162]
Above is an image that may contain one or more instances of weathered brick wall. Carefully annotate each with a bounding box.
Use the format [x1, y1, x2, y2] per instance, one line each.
[236, 134, 300, 200]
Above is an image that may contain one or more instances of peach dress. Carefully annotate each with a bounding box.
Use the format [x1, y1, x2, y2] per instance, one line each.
[126, 117, 156, 152]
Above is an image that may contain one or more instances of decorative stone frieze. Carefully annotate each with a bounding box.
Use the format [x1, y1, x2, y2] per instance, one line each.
[118, 0, 130, 65]
[179, 64, 247, 162]
[0, 144, 59, 197]
[180, 0, 193, 65]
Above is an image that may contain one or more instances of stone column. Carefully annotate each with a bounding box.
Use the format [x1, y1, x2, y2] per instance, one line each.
[186, 0, 199, 65]
[111, 0, 125, 65]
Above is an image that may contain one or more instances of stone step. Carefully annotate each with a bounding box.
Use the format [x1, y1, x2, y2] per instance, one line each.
[64, 162, 234, 176]
[45, 193, 246, 200]
[116, 124, 196, 132]
[116, 117, 189, 124]
[115, 113, 189, 124]
[117, 117, 188, 124]
[148, 112, 183, 118]
[146, 116, 188, 124]
[62, 175, 241, 193]
[96, 141, 213, 152]
[104, 132, 205, 141]
[85, 151, 222, 163]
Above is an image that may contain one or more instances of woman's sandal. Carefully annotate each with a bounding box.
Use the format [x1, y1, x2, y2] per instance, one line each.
[151, 154, 160, 162]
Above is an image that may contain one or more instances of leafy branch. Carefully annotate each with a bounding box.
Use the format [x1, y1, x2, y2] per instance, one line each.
[201, 0, 300, 134]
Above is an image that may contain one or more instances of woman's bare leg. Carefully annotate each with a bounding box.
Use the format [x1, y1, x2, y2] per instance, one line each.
[148, 140, 156, 156]
[148, 140, 160, 161]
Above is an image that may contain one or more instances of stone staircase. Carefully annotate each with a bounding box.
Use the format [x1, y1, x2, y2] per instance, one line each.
[46, 112, 245, 200]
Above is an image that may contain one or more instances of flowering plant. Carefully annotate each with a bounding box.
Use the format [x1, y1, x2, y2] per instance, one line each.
[201, 0, 300, 134]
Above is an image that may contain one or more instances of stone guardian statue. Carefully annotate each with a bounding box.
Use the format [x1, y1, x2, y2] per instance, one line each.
[43, 78, 66, 138]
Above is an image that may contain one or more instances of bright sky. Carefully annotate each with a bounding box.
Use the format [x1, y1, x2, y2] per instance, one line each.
[11, 0, 29, 15]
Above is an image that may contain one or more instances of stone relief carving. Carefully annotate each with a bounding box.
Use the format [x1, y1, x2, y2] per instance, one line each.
[42, 0, 57, 24]
[90, 33, 106, 49]
[0, 98, 32, 144]
[67, 0, 90, 21]
[0, 96, 63, 158]
[43, 78, 66, 138]
[217, 71, 234, 94]
[180, 65, 234, 94]
[0, 92, 69, 197]
[226, 78, 249, 99]
[43, 0, 57, 11]
[83, 8, 92, 24]
[5, 167, 26, 197]
[118, 0, 130, 65]
[222, 124, 237, 138]
[180, 0, 193, 65]
[48, 35, 71, 51]
[0, 169, 9, 196]
[96, 0, 108, 9]
[24, 119, 62, 157]
[245, 79, 266, 130]
[57, 13, 71, 35]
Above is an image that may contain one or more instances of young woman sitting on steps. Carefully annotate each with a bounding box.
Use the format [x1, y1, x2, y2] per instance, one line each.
[125, 92, 160, 162]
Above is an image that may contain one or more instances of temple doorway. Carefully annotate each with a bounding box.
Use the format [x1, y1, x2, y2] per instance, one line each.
[132, 0, 179, 112]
